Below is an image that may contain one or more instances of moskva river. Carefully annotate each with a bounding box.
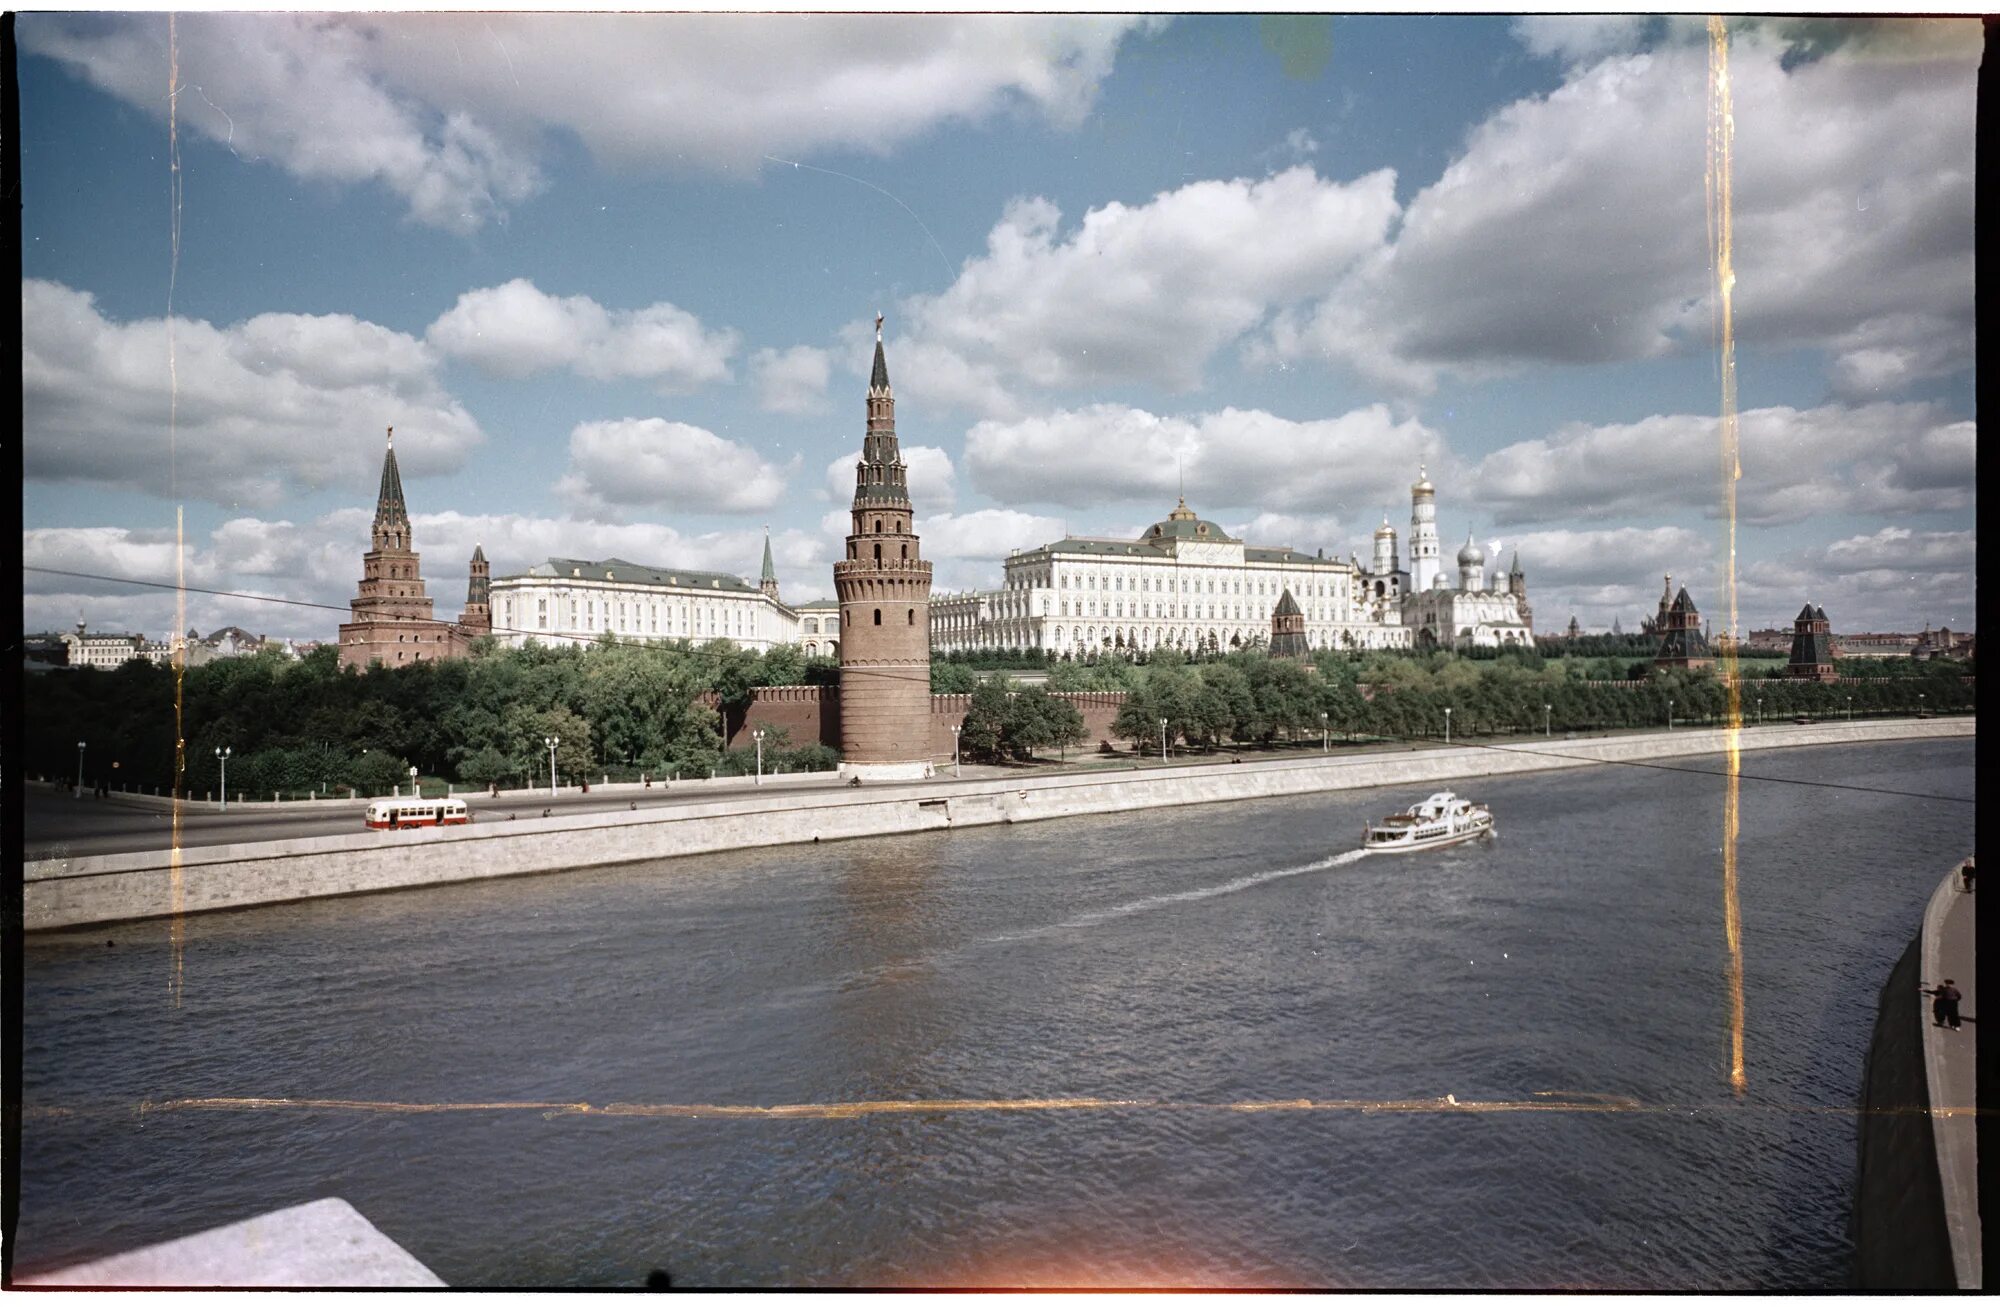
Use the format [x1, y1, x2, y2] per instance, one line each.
[17, 738, 1975, 1288]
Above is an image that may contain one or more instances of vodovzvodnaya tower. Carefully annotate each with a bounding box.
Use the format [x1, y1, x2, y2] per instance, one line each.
[832, 316, 934, 779]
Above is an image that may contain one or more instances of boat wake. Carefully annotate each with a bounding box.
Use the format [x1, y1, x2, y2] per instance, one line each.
[985, 848, 1372, 946]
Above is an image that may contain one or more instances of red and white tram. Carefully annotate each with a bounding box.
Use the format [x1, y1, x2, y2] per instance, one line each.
[364, 797, 471, 830]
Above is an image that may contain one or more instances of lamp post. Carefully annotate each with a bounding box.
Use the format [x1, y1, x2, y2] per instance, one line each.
[951, 723, 962, 778]
[1756, 694, 1762, 725]
[1320, 710, 1328, 753]
[753, 728, 766, 785]
[75, 740, 86, 795]
[215, 746, 231, 811]
[1668, 699, 1674, 731]
[1444, 707, 1452, 746]
[1919, 692, 1926, 718]
[545, 735, 560, 797]
[1160, 717, 1168, 764]
[1847, 695, 1853, 722]
[1544, 704, 1551, 738]
[409, 765, 419, 799]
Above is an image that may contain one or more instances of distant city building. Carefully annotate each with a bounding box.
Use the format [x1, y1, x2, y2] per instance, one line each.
[1651, 578, 1713, 670]
[833, 316, 934, 780]
[1786, 603, 1837, 681]
[1743, 627, 1793, 654]
[1912, 623, 1975, 661]
[60, 625, 158, 669]
[1835, 631, 1920, 657]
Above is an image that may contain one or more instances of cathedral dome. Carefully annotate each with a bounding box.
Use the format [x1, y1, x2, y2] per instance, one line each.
[1374, 516, 1395, 538]
[1457, 533, 1485, 567]
[1412, 463, 1434, 494]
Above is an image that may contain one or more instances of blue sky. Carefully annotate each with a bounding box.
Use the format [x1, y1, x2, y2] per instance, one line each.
[20, 13, 1978, 641]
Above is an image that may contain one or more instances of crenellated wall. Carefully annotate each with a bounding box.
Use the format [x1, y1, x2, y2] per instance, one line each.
[716, 685, 1129, 758]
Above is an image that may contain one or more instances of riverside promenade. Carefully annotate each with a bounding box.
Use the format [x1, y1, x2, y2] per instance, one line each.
[22, 716, 1972, 932]
[1922, 862, 1980, 1287]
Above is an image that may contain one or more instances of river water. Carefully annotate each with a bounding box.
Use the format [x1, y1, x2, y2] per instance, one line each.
[16, 739, 1975, 1288]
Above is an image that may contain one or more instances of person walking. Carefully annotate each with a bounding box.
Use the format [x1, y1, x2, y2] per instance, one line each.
[1923, 979, 1963, 1030]
[1961, 857, 1976, 893]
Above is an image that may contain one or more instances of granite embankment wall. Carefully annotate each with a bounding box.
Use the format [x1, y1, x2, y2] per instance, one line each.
[1852, 932, 1953, 1287]
[23, 718, 1971, 932]
[1853, 865, 1979, 1288]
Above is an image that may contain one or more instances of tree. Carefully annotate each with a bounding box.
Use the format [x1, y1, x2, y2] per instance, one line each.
[931, 662, 978, 693]
[958, 675, 1013, 761]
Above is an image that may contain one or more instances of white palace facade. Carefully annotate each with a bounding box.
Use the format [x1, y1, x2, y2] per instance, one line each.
[486, 533, 844, 655]
[931, 468, 1533, 656]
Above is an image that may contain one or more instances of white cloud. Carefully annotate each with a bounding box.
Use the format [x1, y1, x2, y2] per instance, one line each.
[895, 166, 1398, 411]
[909, 508, 1067, 593]
[751, 346, 833, 414]
[555, 419, 792, 520]
[23, 13, 1152, 232]
[427, 280, 738, 390]
[821, 444, 957, 510]
[1223, 512, 1354, 555]
[965, 402, 1441, 516]
[23, 279, 483, 507]
[1471, 402, 1975, 528]
[1267, 26, 1977, 395]
[1511, 15, 1654, 64]
[1505, 526, 1710, 588]
[1820, 525, 1976, 573]
[21, 14, 540, 235]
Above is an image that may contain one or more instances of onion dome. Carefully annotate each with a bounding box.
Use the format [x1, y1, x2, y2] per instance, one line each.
[1412, 463, 1434, 494]
[1374, 515, 1395, 539]
[1457, 532, 1485, 567]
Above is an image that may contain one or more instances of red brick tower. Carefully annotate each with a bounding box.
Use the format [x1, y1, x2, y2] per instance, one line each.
[832, 316, 933, 778]
[458, 543, 492, 636]
[339, 428, 459, 669]
[1785, 603, 1836, 680]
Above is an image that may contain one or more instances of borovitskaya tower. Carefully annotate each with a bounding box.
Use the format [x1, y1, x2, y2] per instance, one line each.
[832, 316, 934, 779]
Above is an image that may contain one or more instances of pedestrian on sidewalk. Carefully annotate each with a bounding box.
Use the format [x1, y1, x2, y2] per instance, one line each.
[1961, 857, 1976, 893]
[1923, 979, 1963, 1030]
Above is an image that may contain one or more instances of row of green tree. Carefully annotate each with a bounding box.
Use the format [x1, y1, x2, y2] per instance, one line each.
[1092, 647, 1975, 754]
[25, 638, 845, 799]
[25, 638, 1973, 796]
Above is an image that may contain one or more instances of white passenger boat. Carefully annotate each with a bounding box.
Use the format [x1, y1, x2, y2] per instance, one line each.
[1362, 792, 1493, 853]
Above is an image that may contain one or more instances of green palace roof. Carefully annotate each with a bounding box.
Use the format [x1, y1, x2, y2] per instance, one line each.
[520, 557, 757, 593]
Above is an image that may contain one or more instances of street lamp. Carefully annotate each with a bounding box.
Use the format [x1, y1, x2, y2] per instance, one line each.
[1444, 707, 1452, 746]
[1847, 695, 1853, 722]
[1756, 694, 1762, 725]
[1544, 704, 1552, 738]
[544, 735, 560, 797]
[1320, 710, 1328, 753]
[951, 723, 962, 777]
[215, 746, 231, 811]
[75, 740, 86, 795]
[1160, 717, 1168, 764]
[409, 765, 419, 798]
[1668, 699, 1674, 731]
[1919, 692, 1926, 718]
[752, 727, 766, 785]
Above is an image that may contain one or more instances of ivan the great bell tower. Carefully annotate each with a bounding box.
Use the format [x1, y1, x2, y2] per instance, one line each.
[832, 316, 933, 779]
